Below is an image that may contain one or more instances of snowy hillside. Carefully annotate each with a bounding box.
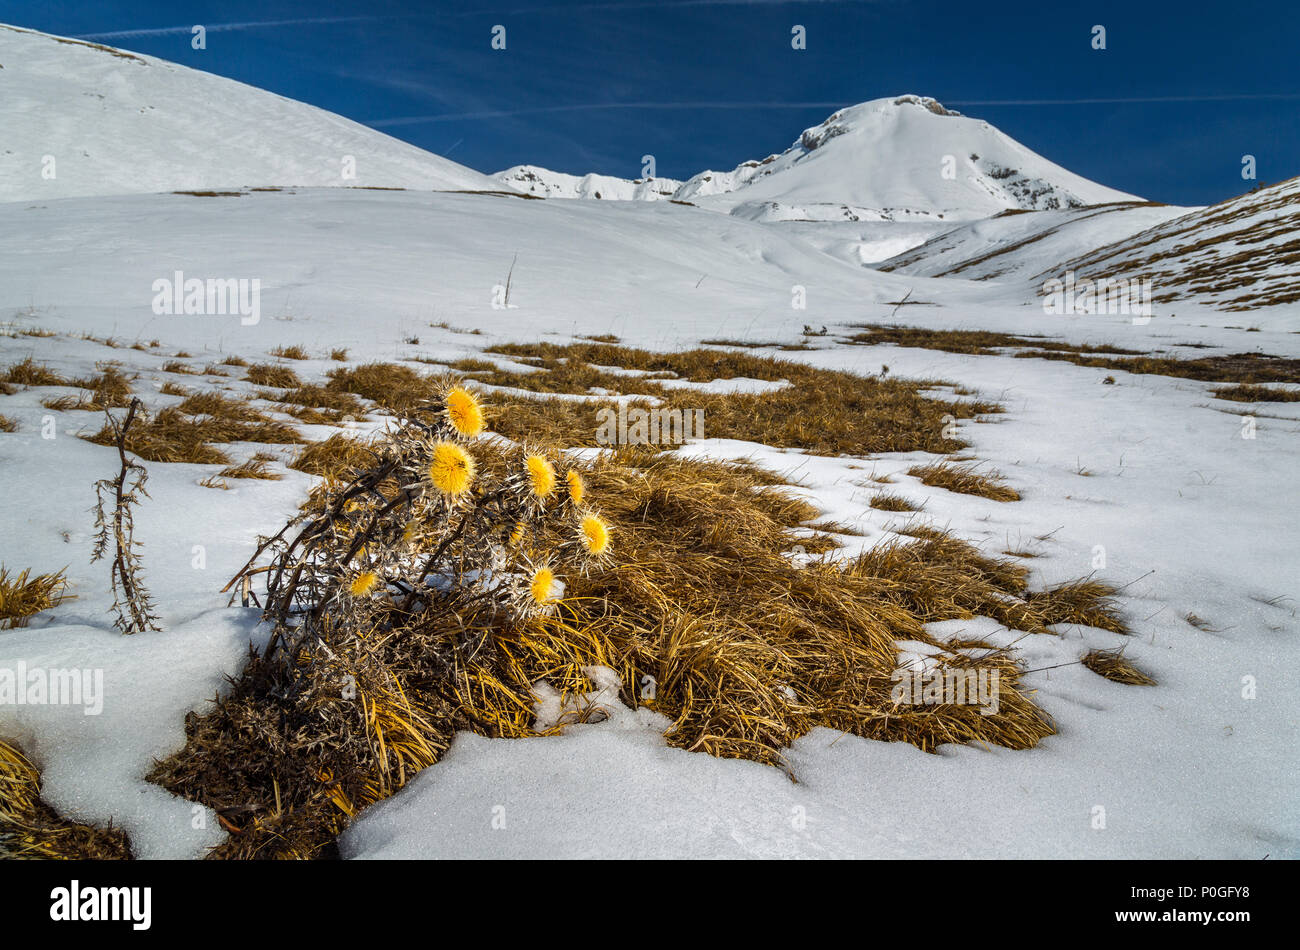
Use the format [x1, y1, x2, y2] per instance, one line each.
[2, 187, 1297, 861]
[1043, 176, 1300, 311]
[495, 96, 1141, 223]
[496, 165, 683, 200]
[0, 24, 506, 202]
[875, 201, 1191, 280]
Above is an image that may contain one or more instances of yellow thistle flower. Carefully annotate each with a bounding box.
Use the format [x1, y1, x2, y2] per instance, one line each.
[349, 571, 381, 598]
[530, 566, 558, 604]
[525, 454, 556, 499]
[444, 387, 485, 437]
[580, 514, 610, 556]
[566, 470, 585, 507]
[428, 441, 475, 496]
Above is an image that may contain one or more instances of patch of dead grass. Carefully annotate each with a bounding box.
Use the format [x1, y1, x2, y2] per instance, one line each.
[2, 358, 67, 387]
[246, 364, 301, 389]
[870, 492, 921, 512]
[908, 460, 1020, 502]
[270, 345, 310, 360]
[1081, 647, 1155, 685]
[84, 396, 302, 464]
[152, 425, 1126, 858]
[1211, 384, 1300, 402]
[0, 566, 68, 629]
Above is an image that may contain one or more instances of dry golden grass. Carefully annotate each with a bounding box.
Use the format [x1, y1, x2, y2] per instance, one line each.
[270, 345, 310, 360]
[1018, 350, 1300, 385]
[2, 358, 67, 387]
[246, 363, 301, 388]
[326, 362, 436, 410]
[1211, 384, 1300, 402]
[153, 431, 1127, 858]
[908, 461, 1021, 502]
[288, 433, 376, 479]
[844, 324, 1143, 357]
[0, 566, 68, 629]
[39, 365, 134, 412]
[329, 348, 349, 362]
[84, 394, 303, 464]
[1081, 647, 1156, 685]
[270, 384, 363, 415]
[0, 414, 16, 433]
[870, 492, 921, 512]
[131, 356, 1132, 857]
[0, 739, 132, 859]
[846, 325, 1300, 385]
[367, 343, 1002, 457]
[1027, 580, 1128, 634]
[221, 354, 249, 367]
[219, 454, 283, 481]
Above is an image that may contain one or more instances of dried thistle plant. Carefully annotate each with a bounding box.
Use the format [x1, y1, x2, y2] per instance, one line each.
[232, 381, 609, 678]
[91, 398, 160, 634]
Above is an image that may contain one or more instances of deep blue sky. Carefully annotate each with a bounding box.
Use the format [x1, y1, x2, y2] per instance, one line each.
[4, 0, 1297, 205]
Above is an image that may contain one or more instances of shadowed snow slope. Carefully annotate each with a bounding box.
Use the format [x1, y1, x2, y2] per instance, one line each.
[0, 24, 506, 202]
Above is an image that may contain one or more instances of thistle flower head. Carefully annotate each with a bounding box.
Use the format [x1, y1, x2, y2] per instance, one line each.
[428, 441, 475, 496]
[444, 386, 485, 437]
[566, 469, 585, 507]
[529, 565, 557, 605]
[580, 514, 610, 556]
[525, 454, 556, 499]
[349, 571, 381, 599]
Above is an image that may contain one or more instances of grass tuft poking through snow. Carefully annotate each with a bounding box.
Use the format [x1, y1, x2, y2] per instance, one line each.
[0, 566, 69, 629]
[245, 363, 301, 389]
[908, 460, 1020, 501]
[1081, 647, 1156, 685]
[84, 395, 302, 464]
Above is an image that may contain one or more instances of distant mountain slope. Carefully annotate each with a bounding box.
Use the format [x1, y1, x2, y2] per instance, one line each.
[494, 96, 1141, 223]
[875, 202, 1189, 281]
[0, 24, 506, 202]
[1035, 177, 1300, 311]
[496, 165, 683, 200]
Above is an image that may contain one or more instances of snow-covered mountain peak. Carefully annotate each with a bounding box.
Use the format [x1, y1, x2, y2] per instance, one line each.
[493, 94, 1139, 224]
[799, 95, 962, 151]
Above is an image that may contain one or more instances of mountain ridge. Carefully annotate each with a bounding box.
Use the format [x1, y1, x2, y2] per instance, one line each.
[494, 94, 1141, 223]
